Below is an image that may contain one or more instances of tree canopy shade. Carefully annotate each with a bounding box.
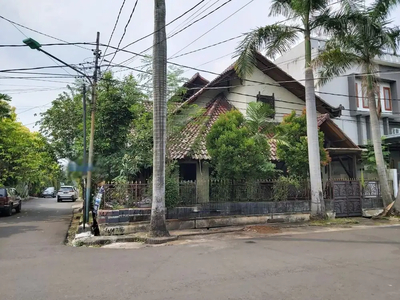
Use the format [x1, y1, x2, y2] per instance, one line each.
[313, 0, 400, 208]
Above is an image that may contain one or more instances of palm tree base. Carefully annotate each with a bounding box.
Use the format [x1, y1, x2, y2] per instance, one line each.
[149, 213, 170, 237]
[309, 212, 328, 221]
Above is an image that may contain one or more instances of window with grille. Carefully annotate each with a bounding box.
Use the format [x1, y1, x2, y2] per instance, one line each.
[256, 92, 275, 118]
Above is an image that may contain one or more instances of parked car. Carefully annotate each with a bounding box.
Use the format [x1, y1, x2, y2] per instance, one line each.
[57, 186, 78, 202]
[0, 187, 22, 216]
[41, 187, 56, 198]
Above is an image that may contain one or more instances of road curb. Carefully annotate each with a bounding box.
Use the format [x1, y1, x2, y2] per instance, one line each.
[146, 236, 178, 244]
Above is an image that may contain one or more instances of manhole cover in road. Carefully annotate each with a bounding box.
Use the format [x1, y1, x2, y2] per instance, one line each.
[245, 241, 256, 244]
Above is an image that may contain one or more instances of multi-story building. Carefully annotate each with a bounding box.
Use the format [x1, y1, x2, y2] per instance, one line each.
[275, 38, 400, 175]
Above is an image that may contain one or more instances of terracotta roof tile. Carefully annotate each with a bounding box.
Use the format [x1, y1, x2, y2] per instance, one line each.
[168, 93, 233, 160]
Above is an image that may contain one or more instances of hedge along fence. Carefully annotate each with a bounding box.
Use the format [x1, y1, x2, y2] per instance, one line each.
[102, 178, 313, 209]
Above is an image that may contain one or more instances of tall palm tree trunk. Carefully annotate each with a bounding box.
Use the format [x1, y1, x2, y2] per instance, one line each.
[150, 0, 170, 237]
[366, 74, 393, 207]
[304, 30, 325, 218]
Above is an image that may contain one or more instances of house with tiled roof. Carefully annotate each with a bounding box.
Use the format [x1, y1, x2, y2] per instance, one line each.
[168, 52, 362, 202]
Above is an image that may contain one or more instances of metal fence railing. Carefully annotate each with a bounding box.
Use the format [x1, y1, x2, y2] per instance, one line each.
[101, 179, 390, 209]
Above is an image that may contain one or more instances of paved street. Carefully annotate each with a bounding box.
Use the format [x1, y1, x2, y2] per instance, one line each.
[1, 198, 400, 300]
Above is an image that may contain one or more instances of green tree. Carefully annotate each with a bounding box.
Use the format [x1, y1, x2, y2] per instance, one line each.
[0, 97, 61, 192]
[234, 0, 356, 217]
[94, 72, 145, 180]
[313, 0, 400, 208]
[362, 139, 390, 176]
[206, 110, 275, 180]
[0, 93, 12, 119]
[38, 86, 83, 160]
[38, 74, 145, 182]
[276, 110, 330, 179]
[138, 55, 188, 101]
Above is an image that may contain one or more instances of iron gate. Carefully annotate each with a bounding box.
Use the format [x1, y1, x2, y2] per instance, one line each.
[332, 181, 362, 217]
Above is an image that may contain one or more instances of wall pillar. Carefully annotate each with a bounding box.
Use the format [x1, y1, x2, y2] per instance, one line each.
[196, 161, 209, 203]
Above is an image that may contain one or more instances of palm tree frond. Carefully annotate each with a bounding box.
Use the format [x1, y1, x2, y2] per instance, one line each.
[370, 0, 400, 20]
[380, 26, 400, 54]
[245, 102, 276, 136]
[234, 25, 300, 78]
[313, 47, 361, 86]
[269, 0, 297, 18]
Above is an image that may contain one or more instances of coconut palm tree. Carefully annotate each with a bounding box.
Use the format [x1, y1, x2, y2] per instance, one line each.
[313, 0, 400, 211]
[245, 102, 276, 141]
[150, 0, 170, 237]
[234, 0, 358, 218]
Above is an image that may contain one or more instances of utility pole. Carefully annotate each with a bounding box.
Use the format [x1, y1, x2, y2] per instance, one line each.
[82, 83, 87, 228]
[85, 32, 100, 226]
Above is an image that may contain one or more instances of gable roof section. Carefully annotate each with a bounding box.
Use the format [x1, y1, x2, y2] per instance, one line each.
[183, 72, 209, 88]
[254, 53, 342, 117]
[178, 52, 342, 118]
[318, 114, 359, 150]
[269, 114, 359, 161]
[169, 93, 233, 160]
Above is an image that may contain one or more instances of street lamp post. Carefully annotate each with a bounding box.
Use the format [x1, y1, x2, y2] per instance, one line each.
[23, 36, 100, 229]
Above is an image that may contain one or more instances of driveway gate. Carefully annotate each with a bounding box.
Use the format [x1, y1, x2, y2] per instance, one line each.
[332, 181, 362, 217]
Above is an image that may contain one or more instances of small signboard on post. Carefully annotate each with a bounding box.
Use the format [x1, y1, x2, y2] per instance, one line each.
[93, 185, 104, 216]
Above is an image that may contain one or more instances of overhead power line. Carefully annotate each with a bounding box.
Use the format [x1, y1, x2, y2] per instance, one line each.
[0, 71, 81, 76]
[102, 60, 152, 75]
[106, 0, 140, 71]
[101, 0, 128, 65]
[0, 75, 84, 79]
[0, 65, 84, 73]
[0, 15, 92, 51]
[103, 0, 207, 59]
[117, 0, 235, 66]
[170, 34, 243, 59]
[169, 0, 255, 59]
[167, 0, 217, 37]
[0, 42, 95, 48]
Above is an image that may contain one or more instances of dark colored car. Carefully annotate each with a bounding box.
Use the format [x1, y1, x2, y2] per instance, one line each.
[41, 187, 56, 198]
[0, 187, 22, 216]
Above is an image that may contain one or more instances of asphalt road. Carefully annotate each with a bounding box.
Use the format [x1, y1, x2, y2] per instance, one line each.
[1, 197, 400, 300]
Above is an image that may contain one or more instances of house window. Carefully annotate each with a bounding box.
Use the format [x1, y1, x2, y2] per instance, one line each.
[355, 83, 359, 107]
[362, 87, 369, 108]
[256, 92, 275, 118]
[383, 87, 392, 111]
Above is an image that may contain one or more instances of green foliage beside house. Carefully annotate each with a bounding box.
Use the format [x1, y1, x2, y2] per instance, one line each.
[275, 110, 330, 179]
[206, 109, 276, 180]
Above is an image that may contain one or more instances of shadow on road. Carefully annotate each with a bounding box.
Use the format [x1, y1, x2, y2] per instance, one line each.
[255, 234, 400, 245]
[0, 225, 40, 239]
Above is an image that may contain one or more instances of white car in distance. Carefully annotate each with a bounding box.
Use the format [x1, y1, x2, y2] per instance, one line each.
[57, 186, 78, 202]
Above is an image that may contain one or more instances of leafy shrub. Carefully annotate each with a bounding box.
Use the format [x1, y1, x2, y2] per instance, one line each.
[273, 176, 301, 201]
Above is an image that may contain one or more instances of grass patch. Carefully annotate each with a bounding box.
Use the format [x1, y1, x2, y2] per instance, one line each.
[309, 218, 360, 227]
[66, 210, 83, 245]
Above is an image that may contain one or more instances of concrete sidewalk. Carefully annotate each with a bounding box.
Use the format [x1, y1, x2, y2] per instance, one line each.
[73, 217, 400, 247]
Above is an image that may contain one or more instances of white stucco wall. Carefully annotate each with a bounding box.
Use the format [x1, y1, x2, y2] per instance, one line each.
[194, 88, 223, 108]
[228, 67, 307, 122]
[274, 42, 306, 82]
